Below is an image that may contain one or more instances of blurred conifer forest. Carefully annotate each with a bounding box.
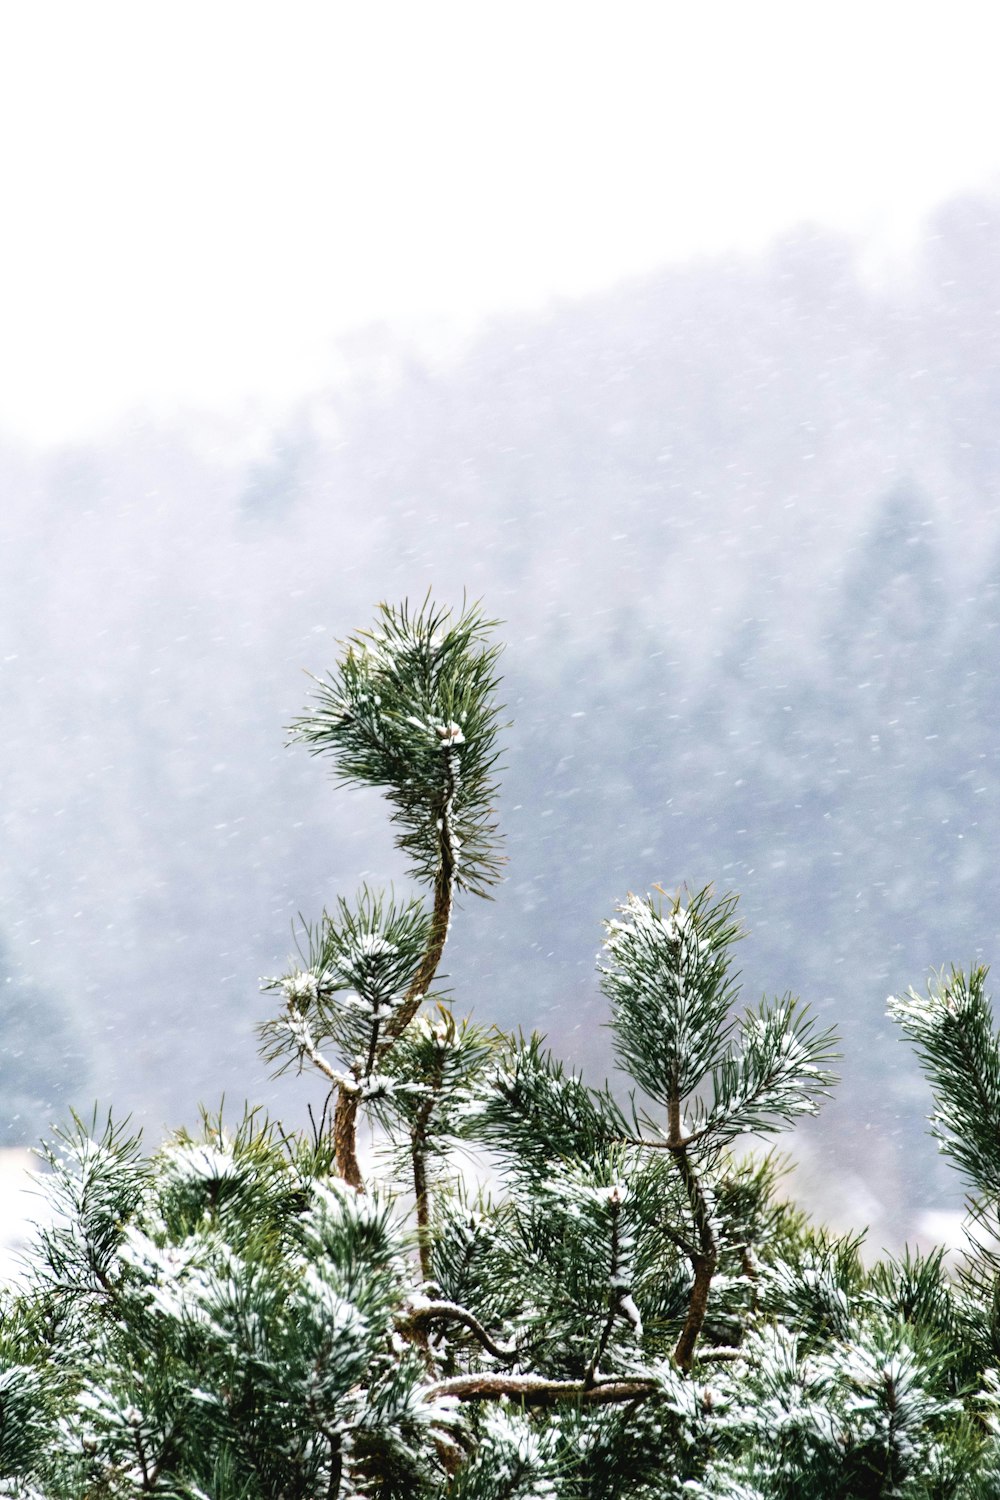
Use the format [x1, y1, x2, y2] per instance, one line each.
[3, 193, 1000, 1245]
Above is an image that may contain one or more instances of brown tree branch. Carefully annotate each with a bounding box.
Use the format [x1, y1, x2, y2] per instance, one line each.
[399, 1298, 516, 1362]
[334, 747, 458, 1189]
[667, 1094, 718, 1373]
[333, 1088, 364, 1191]
[411, 1095, 435, 1284]
[423, 1373, 657, 1407]
[386, 746, 459, 1043]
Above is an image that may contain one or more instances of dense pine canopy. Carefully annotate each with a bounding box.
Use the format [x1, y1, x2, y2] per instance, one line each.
[2, 598, 1000, 1497]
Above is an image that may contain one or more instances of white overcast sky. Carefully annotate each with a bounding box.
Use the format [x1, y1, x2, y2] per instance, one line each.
[1, 1, 998, 444]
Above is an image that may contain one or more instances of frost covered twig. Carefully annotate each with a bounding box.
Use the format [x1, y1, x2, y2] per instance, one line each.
[276, 1008, 357, 1093]
[398, 1296, 517, 1362]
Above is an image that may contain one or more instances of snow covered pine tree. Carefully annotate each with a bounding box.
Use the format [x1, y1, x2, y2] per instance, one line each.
[3, 596, 1000, 1496]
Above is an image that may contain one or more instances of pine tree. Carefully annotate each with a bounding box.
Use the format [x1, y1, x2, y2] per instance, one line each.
[3, 595, 1000, 1497]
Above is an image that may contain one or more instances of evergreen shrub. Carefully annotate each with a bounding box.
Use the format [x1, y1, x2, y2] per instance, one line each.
[2, 597, 1000, 1498]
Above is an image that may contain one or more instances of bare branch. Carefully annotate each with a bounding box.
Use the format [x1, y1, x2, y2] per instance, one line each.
[423, 1373, 657, 1407]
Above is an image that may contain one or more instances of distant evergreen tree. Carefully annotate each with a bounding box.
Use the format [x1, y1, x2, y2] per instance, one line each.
[3, 597, 1000, 1496]
[823, 482, 946, 725]
[0, 938, 84, 1145]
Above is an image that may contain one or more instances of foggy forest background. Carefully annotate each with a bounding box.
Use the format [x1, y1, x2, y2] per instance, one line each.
[3, 190, 999, 1250]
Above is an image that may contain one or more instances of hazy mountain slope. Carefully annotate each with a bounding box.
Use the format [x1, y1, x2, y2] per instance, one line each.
[1, 195, 998, 1244]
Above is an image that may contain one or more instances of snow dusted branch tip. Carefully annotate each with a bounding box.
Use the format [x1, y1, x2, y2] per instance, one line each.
[258, 889, 438, 1084]
[287, 595, 505, 896]
[599, 886, 744, 1109]
[888, 965, 1000, 1199]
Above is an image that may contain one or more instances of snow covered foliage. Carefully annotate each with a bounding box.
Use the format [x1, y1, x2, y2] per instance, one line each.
[600, 887, 837, 1152]
[259, 890, 435, 1099]
[288, 595, 504, 900]
[889, 967, 1000, 1202]
[5, 596, 1000, 1496]
[2, 1113, 442, 1497]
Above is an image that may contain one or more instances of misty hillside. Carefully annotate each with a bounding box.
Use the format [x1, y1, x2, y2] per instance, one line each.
[2, 192, 1000, 1246]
